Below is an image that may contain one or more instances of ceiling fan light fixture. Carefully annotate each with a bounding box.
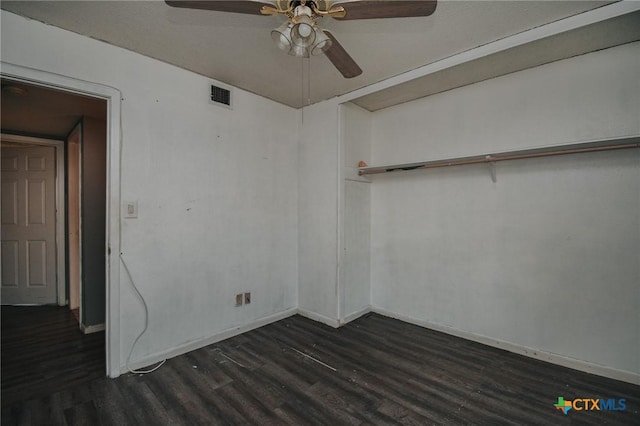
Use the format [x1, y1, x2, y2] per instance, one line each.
[270, 21, 293, 52]
[167, 0, 439, 81]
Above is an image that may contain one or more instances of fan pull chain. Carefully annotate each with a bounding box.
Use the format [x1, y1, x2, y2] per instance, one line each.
[302, 58, 305, 123]
[307, 56, 311, 106]
[300, 56, 311, 124]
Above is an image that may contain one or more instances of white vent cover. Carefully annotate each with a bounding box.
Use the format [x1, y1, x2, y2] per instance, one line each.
[209, 83, 232, 109]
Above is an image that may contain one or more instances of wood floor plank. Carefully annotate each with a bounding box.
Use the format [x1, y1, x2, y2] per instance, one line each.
[63, 400, 100, 426]
[90, 379, 140, 426]
[216, 381, 284, 425]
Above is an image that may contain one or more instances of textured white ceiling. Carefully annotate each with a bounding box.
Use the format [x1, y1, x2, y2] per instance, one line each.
[0, 0, 615, 108]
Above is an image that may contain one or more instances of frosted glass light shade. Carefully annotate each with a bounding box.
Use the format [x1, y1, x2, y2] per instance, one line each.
[271, 21, 292, 52]
[291, 15, 316, 48]
[311, 29, 332, 56]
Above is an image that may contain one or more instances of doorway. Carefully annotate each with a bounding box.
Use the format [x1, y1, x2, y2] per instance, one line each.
[0, 70, 120, 376]
[1, 81, 106, 326]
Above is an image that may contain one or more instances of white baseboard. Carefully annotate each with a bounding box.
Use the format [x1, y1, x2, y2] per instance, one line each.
[296, 308, 340, 328]
[123, 307, 297, 374]
[342, 306, 371, 324]
[372, 307, 640, 386]
[81, 323, 105, 334]
[121, 304, 639, 385]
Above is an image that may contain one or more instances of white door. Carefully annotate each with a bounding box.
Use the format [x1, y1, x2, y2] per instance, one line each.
[1, 145, 57, 304]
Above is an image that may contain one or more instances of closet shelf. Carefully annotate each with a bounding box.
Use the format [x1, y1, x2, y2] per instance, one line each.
[359, 136, 640, 176]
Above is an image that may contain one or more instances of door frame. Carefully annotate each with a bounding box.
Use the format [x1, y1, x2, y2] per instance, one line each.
[66, 122, 82, 317]
[1, 62, 122, 378]
[1, 134, 66, 306]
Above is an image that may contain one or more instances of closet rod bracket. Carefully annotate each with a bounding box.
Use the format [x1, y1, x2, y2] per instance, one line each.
[486, 155, 497, 183]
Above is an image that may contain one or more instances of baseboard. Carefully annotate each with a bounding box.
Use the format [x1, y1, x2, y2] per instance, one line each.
[121, 304, 639, 385]
[295, 305, 370, 326]
[80, 322, 105, 334]
[123, 307, 297, 374]
[296, 308, 340, 328]
[372, 307, 640, 386]
[342, 305, 371, 324]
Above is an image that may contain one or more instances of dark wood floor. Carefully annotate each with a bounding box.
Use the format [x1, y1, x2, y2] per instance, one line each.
[2, 309, 639, 425]
[1, 306, 105, 407]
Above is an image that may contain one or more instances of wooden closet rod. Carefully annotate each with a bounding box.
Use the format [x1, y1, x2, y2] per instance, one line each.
[359, 137, 640, 176]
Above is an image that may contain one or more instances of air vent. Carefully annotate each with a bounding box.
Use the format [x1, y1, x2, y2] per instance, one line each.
[210, 83, 232, 109]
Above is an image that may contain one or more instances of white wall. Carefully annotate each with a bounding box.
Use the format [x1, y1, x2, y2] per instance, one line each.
[296, 98, 375, 327]
[297, 101, 341, 325]
[370, 42, 640, 379]
[371, 43, 640, 164]
[1, 11, 298, 372]
[340, 103, 372, 321]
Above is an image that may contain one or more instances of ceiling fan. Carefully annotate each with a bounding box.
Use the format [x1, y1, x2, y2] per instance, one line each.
[165, 1, 437, 78]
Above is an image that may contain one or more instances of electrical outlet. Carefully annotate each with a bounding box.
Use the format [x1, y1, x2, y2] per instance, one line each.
[244, 292, 251, 304]
[235, 294, 243, 307]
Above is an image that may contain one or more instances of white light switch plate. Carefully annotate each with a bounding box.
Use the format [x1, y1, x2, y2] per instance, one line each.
[124, 200, 138, 218]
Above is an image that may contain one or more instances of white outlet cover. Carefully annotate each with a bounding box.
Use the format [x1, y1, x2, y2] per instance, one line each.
[124, 200, 138, 218]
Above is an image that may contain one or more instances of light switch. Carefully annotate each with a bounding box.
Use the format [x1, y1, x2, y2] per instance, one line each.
[124, 200, 138, 218]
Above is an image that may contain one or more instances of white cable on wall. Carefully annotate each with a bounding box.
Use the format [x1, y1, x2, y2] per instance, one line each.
[120, 253, 166, 374]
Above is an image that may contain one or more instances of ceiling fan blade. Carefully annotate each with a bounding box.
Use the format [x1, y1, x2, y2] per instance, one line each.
[323, 31, 362, 79]
[165, 1, 276, 15]
[331, 1, 437, 20]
